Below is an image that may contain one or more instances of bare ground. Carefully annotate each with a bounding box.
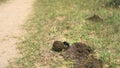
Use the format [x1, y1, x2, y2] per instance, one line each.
[0, 0, 33, 68]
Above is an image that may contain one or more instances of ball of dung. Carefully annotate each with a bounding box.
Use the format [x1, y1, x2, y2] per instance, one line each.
[52, 41, 70, 52]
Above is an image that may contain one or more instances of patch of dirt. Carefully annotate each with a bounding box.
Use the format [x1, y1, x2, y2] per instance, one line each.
[0, 0, 33, 68]
[86, 14, 103, 22]
[52, 42, 103, 68]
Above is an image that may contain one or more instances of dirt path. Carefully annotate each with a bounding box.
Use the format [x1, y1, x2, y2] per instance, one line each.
[0, 0, 33, 68]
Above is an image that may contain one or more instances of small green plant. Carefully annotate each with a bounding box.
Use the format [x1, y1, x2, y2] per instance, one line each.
[106, 0, 120, 7]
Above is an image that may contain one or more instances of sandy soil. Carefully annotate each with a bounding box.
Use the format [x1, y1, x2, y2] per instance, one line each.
[0, 0, 33, 68]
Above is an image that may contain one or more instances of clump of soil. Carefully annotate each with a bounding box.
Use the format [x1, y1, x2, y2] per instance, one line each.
[61, 42, 102, 68]
[51, 41, 102, 68]
[86, 14, 103, 22]
[61, 43, 93, 60]
[74, 55, 102, 68]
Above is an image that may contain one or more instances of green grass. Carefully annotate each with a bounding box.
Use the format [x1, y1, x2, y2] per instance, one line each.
[9, 0, 120, 68]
